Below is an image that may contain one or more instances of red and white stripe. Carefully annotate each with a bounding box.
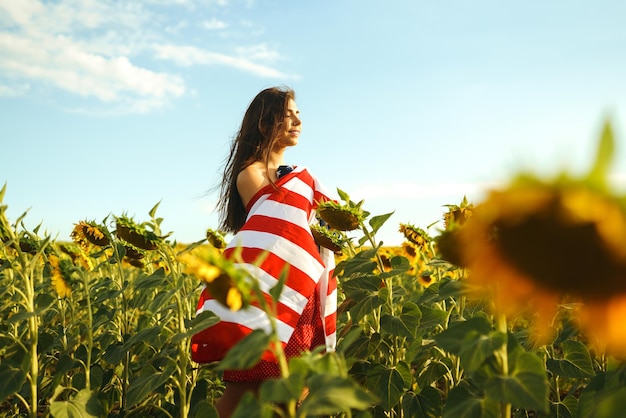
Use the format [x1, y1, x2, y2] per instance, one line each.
[191, 166, 337, 363]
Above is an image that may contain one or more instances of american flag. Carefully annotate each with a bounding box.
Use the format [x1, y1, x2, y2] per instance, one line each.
[191, 166, 337, 363]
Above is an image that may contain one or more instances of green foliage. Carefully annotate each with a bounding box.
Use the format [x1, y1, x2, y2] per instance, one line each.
[1, 176, 626, 418]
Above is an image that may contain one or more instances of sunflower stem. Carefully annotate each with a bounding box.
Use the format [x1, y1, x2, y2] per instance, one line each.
[496, 313, 511, 418]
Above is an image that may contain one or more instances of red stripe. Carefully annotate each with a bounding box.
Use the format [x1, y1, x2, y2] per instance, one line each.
[191, 321, 252, 363]
[245, 168, 315, 212]
[190, 320, 285, 363]
[242, 215, 321, 260]
[325, 313, 337, 335]
[266, 187, 313, 212]
[326, 273, 337, 295]
[224, 246, 317, 298]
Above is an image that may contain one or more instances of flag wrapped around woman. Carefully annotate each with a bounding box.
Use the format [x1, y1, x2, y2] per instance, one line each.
[191, 165, 337, 374]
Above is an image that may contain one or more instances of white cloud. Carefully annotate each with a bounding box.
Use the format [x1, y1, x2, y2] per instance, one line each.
[0, 31, 185, 110]
[235, 44, 280, 63]
[0, 0, 294, 112]
[154, 44, 295, 79]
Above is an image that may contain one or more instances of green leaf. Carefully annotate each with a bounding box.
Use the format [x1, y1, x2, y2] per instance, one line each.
[551, 396, 577, 418]
[366, 363, 409, 410]
[433, 317, 492, 355]
[546, 339, 595, 378]
[341, 274, 384, 296]
[459, 331, 507, 373]
[173, 310, 221, 343]
[369, 211, 394, 235]
[402, 386, 442, 418]
[299, 374, 375, 415]
[0, 364, 27, 402]
[123, 325, 162, 350]
[349, 292, 385, 322]
[269, 270, 286, 302]
[443, 383, 499, 418]
[189, 400, 219, 418]
[577, 369, 626, 418]
[134, 268, 167, 290]
[338, 247, 378, 276]
[49, 389, 106, 418]
[216, 329, 271, 371]
[126, 363, 176, 408]
[418, 305, 449, 330]
[148, 200, 162, 219]
[484, 351, 549, 412]
[337, 188, 351, 202]
[587, 120, 614, 189]
[417, 360, 451, 389]
[231, 391, 276, 418]
[259, 374, 305, 404]
[380, 302, 421, 340]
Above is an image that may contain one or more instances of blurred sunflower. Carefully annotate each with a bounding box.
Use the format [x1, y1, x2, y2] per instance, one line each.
[206, 228, 227, 250]
[178, 251, 251, 311]
[58, 242, 91, 270]
[434, 229, 466, 267]
[457, 121, 626, 353]
[48, 254, 72, 299]
[401, 242, 418, 260]
[443, 196, 474, 229]
[378, 250, 393, 272]
[418, 274, 434, 288]
[71, 220, 110, 249]
[18, 235, 39, 255]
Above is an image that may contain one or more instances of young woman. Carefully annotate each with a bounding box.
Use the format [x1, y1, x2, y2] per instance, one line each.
[191, 87, 337, 417]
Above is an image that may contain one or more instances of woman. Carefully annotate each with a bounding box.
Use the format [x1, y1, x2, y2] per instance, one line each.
[191, 87, 337, 416]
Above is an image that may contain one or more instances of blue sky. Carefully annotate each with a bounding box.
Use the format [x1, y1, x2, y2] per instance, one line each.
[2, 0, 626, 246]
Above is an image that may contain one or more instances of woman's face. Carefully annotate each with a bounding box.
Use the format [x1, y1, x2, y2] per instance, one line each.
[276, 98, 301, 148]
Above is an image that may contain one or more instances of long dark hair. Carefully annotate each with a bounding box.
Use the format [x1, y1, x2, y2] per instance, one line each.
[217, 86, 295, 233]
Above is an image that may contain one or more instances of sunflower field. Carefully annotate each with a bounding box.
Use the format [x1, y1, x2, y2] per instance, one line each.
[3, 121, 626, 418]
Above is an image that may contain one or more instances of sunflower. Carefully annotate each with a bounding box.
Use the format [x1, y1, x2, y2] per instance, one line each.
[48, 254, 72, 299]
[206, 228, 227, 250]
[378, 250, 393, 272]
[434, 229, 466, 267]
[456, 121, 626, 353]
[310, 223, 346, 253]
[115, 215, 160, 250]
[443, 196, 474, 229]
[418, 274, 434, 288]
[178, 251, 251, 311]
[401, 242, 418, 260]
[399, 223, 430, 251]
[71, 221, 110, 248]
[58, 242, 91, 270]
[18, 236, 38, 254]
[317, 200, 367, 231]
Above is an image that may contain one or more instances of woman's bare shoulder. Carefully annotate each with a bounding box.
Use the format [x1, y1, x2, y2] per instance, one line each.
[236, 163, 269, 207]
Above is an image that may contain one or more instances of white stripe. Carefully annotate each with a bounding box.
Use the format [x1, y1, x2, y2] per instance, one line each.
[282, 176, 315, 202]
[325, 288, 338, 314]
[252, 200, 308, 225]
[245, 168, 313, 218]
[199, 300, 294, 343]
[243, 263, 309, 314]
[229, 230, 324, 283]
